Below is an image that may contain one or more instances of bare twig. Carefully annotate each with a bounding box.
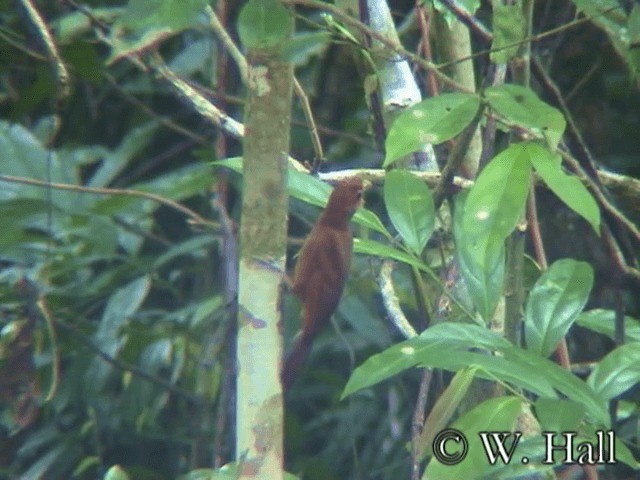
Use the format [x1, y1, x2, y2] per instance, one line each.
[283, 0, 471, 93]
[293, 78, 325, 164]
[19, 0, 71, 105]
[411, 369, 433, 480]
[560, 152, 640, 245]
[105, 74, 208, 144]
[206, 5, 248, 83]
[56, 315, 202, 403]
[0, 174, 214, 228]
[433, 103, 485, 208]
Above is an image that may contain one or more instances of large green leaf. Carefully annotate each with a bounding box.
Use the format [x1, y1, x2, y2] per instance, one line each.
[85, 276, 152, 393]
[424, 397, 522, 480]
[577, 309, 640, 343]
[343, 323, 610, 425]
[383, 93, 481, 167]
[528, 143, 600, 233]
[0, 120, 80, 208]
[454, 191, 504, 322]
[534, 398, 585, 432]
[588, 343, 640, 400]
[238, 0, 293, 49]
[504, 347, 609, 425]
[107, 0, 208, 63]
[88, 121, 160, 188]
[353, 238, 428, 272]
[384, 170, 435, 255]
[491, 0, 526, 63]
[524, 259, 594, 357]
[417, 367, 477, 460]
[341, 323, 511, 398]
[484, 85, 566, 149]
[462, 143, 531, 268]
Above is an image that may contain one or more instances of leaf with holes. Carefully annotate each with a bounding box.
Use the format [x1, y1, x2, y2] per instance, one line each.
[461, 143, 531, 269]
[485, 85, 566, 149]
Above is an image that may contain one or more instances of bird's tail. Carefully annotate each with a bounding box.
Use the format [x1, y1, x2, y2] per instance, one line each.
[281, 333, 313, 390]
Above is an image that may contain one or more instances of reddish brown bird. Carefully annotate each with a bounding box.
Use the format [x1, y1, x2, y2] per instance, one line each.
[281, 177, 365, 390]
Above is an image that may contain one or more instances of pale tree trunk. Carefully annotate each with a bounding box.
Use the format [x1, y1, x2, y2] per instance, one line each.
[236, 28, 294, 480]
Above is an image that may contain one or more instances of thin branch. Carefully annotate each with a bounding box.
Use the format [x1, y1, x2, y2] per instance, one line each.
[415, 3, 439, 97]
[19, 0, 71, 105]
[105, 74, 208, 144]
[433, 103, 485, 208]
[560, 151, 640, 245]
[0, 174, 214, 228]
[531, 57, 600, 181]
[0, 25, 48, 61]
[150, 54, 246, 139]
[207, 6, 324, 164]
[527, 183, 547, 270]
[206, 5, 248, 83]
[283, 0, 472, 93]
[437, 0, 492, 41]
[411, 369, 433, 480]
[36, 297, 61, 401]
[379, 260, 418, 339]
[55, 315, 202, 404]
[293, 78, 325, 164]
[564, 57, 602, 103]
[436, 6, 622, 70]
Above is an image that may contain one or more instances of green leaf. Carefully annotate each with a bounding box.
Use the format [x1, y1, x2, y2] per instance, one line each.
[88, 121, 160, 188]
[417, 367, 477, 460]
[491, 0, 527, 63]
[342, 323, 512, 398]
[504, 347, 609, 425]
[104, 465, 131, 480]
[432, 0, 481, 27]
[528, 144, 601, 233]
[454, 191, 504, 322]
[121, 0, 208, 31]
[534, 398, 584, 432]
[0, 120, 80, 208]
[462, 143, 531, 268]
[85, 276, 152, 394]
[424, 397, 522, 480]
[485, 85, 566, 149]
[353, 238, 428, 272]
[95, 276, 151, 349]
[282, 31, 331, 65]
[384, 170, 435, 255]
[577, 309, 640, 343]
[588, 343, 640, 400]
[238, 0, 293, 49]
[342, 323, 610, 425]
[153, 235, 216, 269]
[55, 8, 123, 44]
[524, 259, 594, 357]
[383, 93, 481, 167]
[107, 0, 208, 63]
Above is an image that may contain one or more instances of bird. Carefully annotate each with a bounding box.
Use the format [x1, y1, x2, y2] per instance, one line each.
[281, 176, 365, 390]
